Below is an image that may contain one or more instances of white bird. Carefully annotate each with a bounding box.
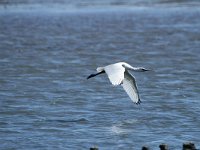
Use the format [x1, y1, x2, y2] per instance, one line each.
[87, 62, 150, 104]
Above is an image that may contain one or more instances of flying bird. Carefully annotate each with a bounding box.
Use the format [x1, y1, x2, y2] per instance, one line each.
[87, 62, 150, 104]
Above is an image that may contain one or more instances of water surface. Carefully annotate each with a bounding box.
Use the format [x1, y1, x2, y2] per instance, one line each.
[0, 1, 200, 150]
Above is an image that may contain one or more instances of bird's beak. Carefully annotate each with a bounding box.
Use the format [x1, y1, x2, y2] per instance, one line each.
[144, 68, 151, 71]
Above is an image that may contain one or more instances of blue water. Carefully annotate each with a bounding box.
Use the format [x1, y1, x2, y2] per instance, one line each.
[0, 1, 200, 149]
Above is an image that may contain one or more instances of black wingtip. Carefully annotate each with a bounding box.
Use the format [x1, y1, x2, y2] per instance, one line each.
[136, 99, 141, 105]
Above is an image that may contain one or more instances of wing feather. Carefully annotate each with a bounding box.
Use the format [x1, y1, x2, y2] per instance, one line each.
[104, 64, 125, 86]
[122, 71, 141, 104]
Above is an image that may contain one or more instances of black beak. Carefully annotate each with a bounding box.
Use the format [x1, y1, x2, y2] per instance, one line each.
[143, 68, 151, 71]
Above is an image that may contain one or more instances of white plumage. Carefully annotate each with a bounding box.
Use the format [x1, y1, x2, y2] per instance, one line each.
[104, 63, 125, 86]
[87, 62, 149, 104]
[122, 70, 140, 103]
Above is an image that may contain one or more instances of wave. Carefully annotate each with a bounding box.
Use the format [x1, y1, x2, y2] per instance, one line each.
[0, 0, 200, 13]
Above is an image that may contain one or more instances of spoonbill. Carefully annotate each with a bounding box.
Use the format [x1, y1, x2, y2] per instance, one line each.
[87, 62, 150, 104]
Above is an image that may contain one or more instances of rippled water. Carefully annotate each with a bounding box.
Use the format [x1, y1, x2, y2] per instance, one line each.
[0, 2, 200, 150]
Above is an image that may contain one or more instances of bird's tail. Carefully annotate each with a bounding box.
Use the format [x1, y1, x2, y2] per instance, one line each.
[96, 67, 104, 72]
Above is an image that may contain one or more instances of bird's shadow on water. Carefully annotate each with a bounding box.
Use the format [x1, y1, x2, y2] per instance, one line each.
[109, 118, 139, 135]
[102, 102, 144, 134]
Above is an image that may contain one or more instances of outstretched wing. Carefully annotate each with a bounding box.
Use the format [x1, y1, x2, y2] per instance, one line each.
[104, 64, 125, 86]
[122, 70, 141, 104]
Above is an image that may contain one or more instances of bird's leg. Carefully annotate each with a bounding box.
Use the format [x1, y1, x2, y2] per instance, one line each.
[87, 71, 105, 79]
